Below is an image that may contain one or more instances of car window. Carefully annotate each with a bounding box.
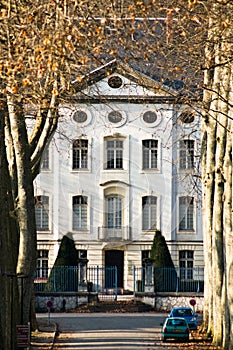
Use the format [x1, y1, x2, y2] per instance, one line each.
[167, 319, 186, 326]
[173, 309, 193, 316]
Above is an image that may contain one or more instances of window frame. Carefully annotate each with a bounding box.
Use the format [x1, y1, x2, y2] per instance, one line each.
[105, 195, 122, 229]
[40, 147, 50, 171]
[142, 195, 158, 231]
[72, 139, 88, 170]
[105, 138, 123, 170]
[72, 195, 88, 231]
[35, 195, 50, 231]
[179, 139, 195, 170]
[37, 250, 49, 278]
[178, 196, 194, 232]
[142, 139, 158, 170]
[179, 250, 194, 280]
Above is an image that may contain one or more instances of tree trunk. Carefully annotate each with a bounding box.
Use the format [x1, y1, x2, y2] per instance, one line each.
[7, 95, 37, 325]
[0, 99, 20, 349]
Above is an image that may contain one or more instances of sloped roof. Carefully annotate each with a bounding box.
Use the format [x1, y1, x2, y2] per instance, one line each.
[70, 59, 182, 103]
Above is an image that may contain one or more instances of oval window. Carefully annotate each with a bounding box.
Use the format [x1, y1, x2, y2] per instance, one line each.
[143, 111, 157, 124]
[108, 111, 123, 124]
[180, 111, 195, 124]
[73, 111, 88, 123]
[108, 76, 123, 89]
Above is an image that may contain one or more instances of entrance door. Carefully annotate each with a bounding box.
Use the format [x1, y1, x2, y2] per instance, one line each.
[105, 250, 124, 289]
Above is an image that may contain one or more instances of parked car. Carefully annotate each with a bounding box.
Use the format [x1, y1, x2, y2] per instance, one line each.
[168, 307, 198, 330]
[161, 317, 190, 342]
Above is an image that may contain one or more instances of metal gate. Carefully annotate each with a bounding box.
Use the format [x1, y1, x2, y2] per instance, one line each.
[87, 266, 118, 300]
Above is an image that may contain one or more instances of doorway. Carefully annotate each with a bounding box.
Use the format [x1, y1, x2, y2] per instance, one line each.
[105, 250, 124, 289]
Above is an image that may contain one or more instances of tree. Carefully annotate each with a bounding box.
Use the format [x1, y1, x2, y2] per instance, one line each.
[201, 2, 233, 348]
[45, 235, 79, 292]
[150, 230, 177, 292]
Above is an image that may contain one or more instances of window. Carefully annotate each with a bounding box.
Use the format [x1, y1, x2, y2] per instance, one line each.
[105, 139, 123, 169]
[108, 76, 123, 88]
[108, 111, 123, 124]
[35, 196, 49, 231]
[41, 148, 49, 170]
[142, 196, 157, 230]
[106, 196, 122, 228]
[180, 111, 195, 124]
[73, 111, 88, 123]
[143, 111, 157, 124]
[179, 250, 194, 279]
[37, 250, 49, 278]
[179, 140, 194, 169]
[142, 140, 158, 169]
[179, 196, 194, 231]
[72, 139, 88, 170]
[72, 195, 88, 230]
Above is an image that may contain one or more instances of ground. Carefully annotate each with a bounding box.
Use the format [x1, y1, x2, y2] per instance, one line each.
[71, 300, 223, 349]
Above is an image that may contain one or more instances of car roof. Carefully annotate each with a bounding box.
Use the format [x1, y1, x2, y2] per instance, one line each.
[171, 307, 192, 310]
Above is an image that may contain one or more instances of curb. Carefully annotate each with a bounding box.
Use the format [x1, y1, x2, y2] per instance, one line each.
[30, 321, 58, 349]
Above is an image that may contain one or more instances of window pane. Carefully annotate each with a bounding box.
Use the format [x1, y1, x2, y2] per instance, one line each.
[73, 140, 88, 169]
[179, 140, 194, 170]
[35, 196, 49, 231]
[179, 250, 194, 279]
[143, 140, 158, 169]
[106, 139, 123, 169]
[73, 195, 87, 230]
[41, 148, 49, 170]
[142, 196, 157, 230]
[37, 250, 49, 278]
[107, 196, 122, 228]
[179, 197, 194, 230]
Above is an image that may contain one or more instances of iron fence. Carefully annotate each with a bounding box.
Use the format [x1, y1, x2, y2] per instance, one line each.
[34, 266, 204, 294]
[34, 265, 118, 299]
[133, 266, 204, 293]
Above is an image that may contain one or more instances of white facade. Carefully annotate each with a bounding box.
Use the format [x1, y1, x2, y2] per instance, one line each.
[34, 61, 203, 291]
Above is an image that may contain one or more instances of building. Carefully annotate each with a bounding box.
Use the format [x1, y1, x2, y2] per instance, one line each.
[34, 60, 203, 291]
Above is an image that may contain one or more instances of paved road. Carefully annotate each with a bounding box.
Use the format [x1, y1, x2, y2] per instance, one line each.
[39, 312, 167, 349]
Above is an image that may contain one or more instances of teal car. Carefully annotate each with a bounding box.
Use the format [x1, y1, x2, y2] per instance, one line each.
[161, 317, 190, 342]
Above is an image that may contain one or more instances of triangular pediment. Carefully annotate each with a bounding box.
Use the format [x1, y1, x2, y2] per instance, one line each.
[71, 60, 178, 102]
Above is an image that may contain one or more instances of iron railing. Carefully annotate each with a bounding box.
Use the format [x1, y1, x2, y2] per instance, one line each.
[34, 266, 204, 294]
[133, 266, 204, 293]
[34, 265, 118, 297]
